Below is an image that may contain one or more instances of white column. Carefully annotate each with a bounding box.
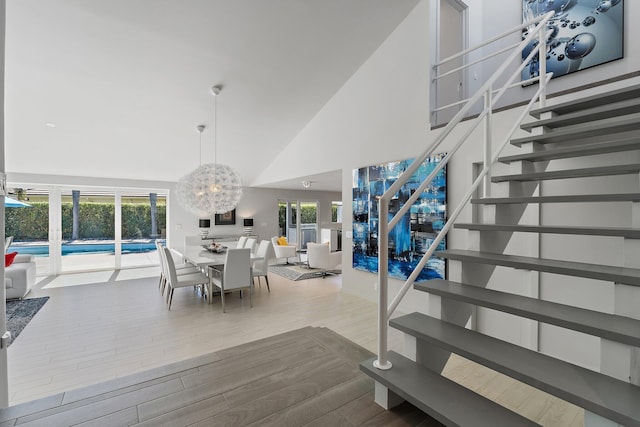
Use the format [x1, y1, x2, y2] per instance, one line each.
[374, 382, 404, 410]
[49, 186, 62, 275]
[115, 190, 122, 269]
[0, 0, 8, 407]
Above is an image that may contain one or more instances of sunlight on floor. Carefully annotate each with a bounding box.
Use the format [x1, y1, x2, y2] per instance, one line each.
[115, 266, 160, 281]
[41, 271, 114, 289]
[39, 267, 160, 289]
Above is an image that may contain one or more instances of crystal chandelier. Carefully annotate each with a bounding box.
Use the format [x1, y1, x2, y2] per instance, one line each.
[177, 85, 243, 216]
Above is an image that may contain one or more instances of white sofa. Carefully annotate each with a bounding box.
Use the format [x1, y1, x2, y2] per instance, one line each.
[5, 254, 36, 299]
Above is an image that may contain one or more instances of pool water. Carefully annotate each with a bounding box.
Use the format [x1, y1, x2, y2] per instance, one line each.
[10, 241, 165, 256]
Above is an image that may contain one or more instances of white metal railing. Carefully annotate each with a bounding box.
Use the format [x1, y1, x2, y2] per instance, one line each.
[374, 11, 555, 370]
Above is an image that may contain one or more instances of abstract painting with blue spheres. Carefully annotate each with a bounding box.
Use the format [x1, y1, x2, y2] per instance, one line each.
[352, 153, 447, 282]
[522, 0, 623, 81]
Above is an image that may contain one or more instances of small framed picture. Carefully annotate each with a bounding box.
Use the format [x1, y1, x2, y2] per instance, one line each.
[215, 209, 236, 225]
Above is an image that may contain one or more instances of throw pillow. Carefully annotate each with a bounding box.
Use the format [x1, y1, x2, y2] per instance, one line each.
[278, 236, 288, 246]
[5, 252, 18, 267]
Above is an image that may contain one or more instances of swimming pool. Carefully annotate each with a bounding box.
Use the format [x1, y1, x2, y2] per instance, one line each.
[10, 240, 165, 256]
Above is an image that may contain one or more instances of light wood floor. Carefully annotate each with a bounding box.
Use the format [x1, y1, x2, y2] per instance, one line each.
[7, 268, 583, 426]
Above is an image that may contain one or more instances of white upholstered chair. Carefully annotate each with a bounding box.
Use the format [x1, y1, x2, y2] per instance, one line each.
[5, 254, 35, 299]
[270, 236, 298, 265]
[156, 242, 199, 294]
[245, 237, 258, 254]
[236, 236, 248, 249]
[184, 235, 204, 247]
[252, 240, 273, 292]
[162, 247, 209, 310]
[209, 248, 253, 313]
[306, 243, 342, 277]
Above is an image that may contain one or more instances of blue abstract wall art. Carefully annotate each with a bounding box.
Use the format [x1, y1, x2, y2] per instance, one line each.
[352, 154, 447, 282]
[522, 0, 623, 81]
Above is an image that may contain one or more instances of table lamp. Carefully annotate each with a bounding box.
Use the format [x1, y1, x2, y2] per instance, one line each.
[199, 219, 211, 239]
[243, 218, 254, 236]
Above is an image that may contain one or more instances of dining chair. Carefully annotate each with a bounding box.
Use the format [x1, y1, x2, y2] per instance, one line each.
[209, 248, 252, 313]
[156, 242, 199, 294]
[184, 234, 204, 247]
[236, 236, 248, 249]
[162, 247, 209, 310]
[245, 237, 258, 254]
[252, 240, 273, 292]
[158, 244, 204, 296]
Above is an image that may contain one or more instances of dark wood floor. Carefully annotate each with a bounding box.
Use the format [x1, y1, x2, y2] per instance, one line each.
[0, 326, 440, 426]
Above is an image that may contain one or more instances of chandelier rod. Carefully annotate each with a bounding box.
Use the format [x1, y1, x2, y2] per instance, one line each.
[197, 124, 205, 166]
[211, 85, 222, 173]
[214, 89, 217, 166]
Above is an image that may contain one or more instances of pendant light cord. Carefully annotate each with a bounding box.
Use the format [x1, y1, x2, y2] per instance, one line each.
[214, 92, 218, 166]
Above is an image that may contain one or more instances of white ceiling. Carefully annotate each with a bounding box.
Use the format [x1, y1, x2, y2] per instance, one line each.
[5, 0, 419, 192]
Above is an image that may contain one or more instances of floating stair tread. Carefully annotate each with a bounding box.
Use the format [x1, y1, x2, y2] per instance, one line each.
[415, 279, 640, 347]
[499, 138, 640, 164]
[491, 164, 640, 183]
[511, 113, 640, 146]
[435, 249, 640, 286]
[454, 223, 640, 238]
[360, 351, 540, 427]
[529, 84, 640, 118]
[471, 194, 640, 204]
[521, 98, 640, 131]
[391, 313, 640, 427]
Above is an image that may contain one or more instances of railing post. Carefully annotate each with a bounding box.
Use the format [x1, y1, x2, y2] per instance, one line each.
[375, 197, 392, 370]
[483, 88, 493, 197]
[538, 21, 547, 108]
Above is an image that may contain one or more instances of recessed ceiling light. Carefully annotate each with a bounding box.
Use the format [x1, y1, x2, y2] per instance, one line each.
[45, 122, 56, 128]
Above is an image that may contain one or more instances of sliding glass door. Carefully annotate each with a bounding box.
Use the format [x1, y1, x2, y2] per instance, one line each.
[60, 189, 115, 273]
[6, 183, 168, 275]
[120, 192, 166, 268]
[278, 200, 318, 249]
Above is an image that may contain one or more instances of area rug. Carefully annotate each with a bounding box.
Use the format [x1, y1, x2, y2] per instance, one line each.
[269, 264, 341, 281]
[6, 297, 49, 346]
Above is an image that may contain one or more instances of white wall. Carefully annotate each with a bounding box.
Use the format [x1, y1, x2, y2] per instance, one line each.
[0, 0, 9, 408]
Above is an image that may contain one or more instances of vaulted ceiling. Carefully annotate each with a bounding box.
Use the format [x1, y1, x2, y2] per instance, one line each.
[5, 0, 419, 191]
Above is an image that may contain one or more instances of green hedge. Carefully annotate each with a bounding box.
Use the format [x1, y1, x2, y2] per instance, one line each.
[5, 202, 49, 241]
[6, 202, 166, 241]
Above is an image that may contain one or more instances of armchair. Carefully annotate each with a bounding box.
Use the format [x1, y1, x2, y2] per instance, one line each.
[270, 236, 298, 265]
[306, 243, 341, 277]
[5, 254, 36, 299]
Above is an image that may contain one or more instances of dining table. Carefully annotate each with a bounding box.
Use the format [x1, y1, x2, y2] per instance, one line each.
[182, 245, 263, 303]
